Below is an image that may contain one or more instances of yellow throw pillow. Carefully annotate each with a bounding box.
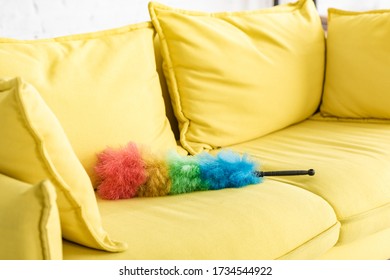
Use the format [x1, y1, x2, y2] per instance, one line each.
[0, 78, 126, 252]
[149, 0, 325, 154]
[0, 174, 62, 260]
[153, 33, 180, 140]
[0, 22, 177, 183]
[321, 8, 390, 118]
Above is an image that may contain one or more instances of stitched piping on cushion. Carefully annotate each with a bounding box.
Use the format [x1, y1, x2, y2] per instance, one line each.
[38, 181, 53, 260]
[339, 201, 390, 225]
[13, 78, 124, 252]
[328, 7, 390, 18]
[53, 22, 153, 42]
[276, 221, 340, 260]
[268, 174, 390, 228]
[150, 8, 194, 154]
[161, 40, 193, 154]
[149, 0, 305, 17]
[13, 78, 82, 208]
[310, 113, 390, 124]
[0, 22, 153, 44]
[149, 0, 315, 155]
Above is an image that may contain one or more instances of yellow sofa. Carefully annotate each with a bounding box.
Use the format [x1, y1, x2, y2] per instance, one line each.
[1, 0, 390, 260]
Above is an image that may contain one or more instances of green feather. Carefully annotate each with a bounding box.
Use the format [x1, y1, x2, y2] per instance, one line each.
[167, 152, 209, 195]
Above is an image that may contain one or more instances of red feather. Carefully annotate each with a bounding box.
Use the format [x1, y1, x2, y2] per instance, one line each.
[95, 142, 146, 200]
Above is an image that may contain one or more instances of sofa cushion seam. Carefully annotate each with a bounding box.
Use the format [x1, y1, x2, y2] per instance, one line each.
[339, 201, 390, 224]
[276, 221, 340, 260]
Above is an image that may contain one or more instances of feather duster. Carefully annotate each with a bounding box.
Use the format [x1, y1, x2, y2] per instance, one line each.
[94, 142, 314, 200]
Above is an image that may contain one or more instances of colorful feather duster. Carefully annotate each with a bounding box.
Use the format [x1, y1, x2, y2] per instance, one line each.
[94, 142, 314, 200]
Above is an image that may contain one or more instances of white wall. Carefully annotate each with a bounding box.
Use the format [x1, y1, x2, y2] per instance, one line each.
[316, 0, 390, 16]
[279, 0, 390, 16]
[0, 0, 273, 39]
[1, 0, 389, 39]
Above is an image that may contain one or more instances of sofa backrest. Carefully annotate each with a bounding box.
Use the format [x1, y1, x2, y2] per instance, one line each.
[149, 0, 325, 154]
[0, 22, 179, 183]
[153, 34, 180, 140]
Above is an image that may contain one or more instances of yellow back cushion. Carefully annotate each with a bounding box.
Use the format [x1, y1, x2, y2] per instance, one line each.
[321, 8, 390, 118]
[0, 22, 177, 183]
[0, 78, 126, 252]
[0, 174, 62, 260]
[149, 0, 325, 154]
[153, 34, 180, 140]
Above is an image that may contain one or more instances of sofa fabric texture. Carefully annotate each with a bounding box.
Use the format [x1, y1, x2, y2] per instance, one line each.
[149, 0, 325, 154]
[321, 8, 390, 119]
[0, 78, 126, 252]
[63, 180, 339, 260]
[1, 0, 390, 260]
[0, 22, 178, 184]
[0, 174, 62, 260]
[228, 117, 390, 245]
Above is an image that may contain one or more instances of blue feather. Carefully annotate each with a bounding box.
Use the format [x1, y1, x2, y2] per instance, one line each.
[198, 150, 262, 190]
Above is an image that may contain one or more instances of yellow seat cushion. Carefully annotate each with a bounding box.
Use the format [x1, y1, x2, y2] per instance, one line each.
[0, 174, 61, 260]
[321, 8, 390, 118]
[228, 116, 390, 245]
[0, 77, 126, 252]
[0, 22, 177, 184]
[149, 0, 325, 154]
[63, 180, 338, 260]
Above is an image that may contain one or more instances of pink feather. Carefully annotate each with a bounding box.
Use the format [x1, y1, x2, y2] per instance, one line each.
[95, 142, 146, 200]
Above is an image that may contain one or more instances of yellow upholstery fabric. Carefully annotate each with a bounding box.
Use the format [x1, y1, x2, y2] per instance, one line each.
[227, 116, 390, 245]
[149, 0, 325, 154]
[320, 227, 390, 260]
[153, 34, 180, 140]
[321, 8, 390, 118]
[0, 22, 177, 183]
[0, 174, 62, 260]
[0, 78, 126, 252]
[63, 180, 338, 260]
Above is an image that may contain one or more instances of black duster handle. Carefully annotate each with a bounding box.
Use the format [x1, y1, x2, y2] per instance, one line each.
[254, 169, 315, 177]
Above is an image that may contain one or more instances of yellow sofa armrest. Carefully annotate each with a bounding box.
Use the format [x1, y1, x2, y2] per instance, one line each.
[0, 173, 62, 260]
